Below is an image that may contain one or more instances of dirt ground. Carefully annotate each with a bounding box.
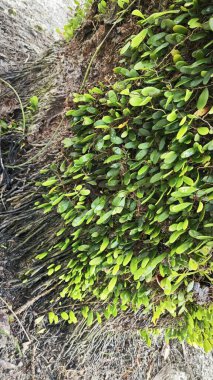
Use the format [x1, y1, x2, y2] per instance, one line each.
[0, 1, 213, 379]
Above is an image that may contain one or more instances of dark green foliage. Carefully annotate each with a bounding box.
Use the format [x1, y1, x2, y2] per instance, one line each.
[33, 0, 213, 351]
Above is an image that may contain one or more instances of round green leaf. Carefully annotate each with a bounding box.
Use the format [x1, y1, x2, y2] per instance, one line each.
[197, 127, 209, 135]
[141, 87, 161, 97]
[161, 151, 178, 164]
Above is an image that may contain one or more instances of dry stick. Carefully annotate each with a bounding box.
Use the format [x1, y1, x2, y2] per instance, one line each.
[0, 296, 31, 341]
[0, 77, 26, 134]
[14, 286, 57, 315]
[31, 344, 36, 380]
[6, 114, 65, 169]
[80, 0, 137, 90]
[80, 22, 117, 91]
[0, 118, 9, 211]
[0, 124, 7, 209]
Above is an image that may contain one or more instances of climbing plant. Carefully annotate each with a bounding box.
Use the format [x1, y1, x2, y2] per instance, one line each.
[62, 0, 93, 40]
[62, 0, 130, 40]
[32, 0, 213, 351]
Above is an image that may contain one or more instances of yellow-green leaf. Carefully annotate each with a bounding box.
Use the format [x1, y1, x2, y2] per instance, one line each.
[89, 257, 102, 266]
[48, 312, 55, 324]
[132, 9, 145, 19]
[130, 257, 138, 274]
[170, 202, 192, 213]
[197, 127, 209, 136]
[112, 264, 120, 275]
[36, 252, 48, 260]
[188, 258, 198, 270]
[197, 88, 209, 110]
[96, 312, 102, 324]
[87, 310, 94, 326]
[184, 89, 193, 102]
[123, 251, 133, 266]
[61, 312, 69, 321]
[197, 201, 203, 213]
[176, 125, 188, 140]
[48, 311, 58, 324]
[131, 29, 148, 48]
[99, 237, 109, 253]
[161, 278, 172, 295]
[176, 241, 191, 254]
[108, 276, 117, 292]
[69, 311, 77, 324]
[167, 110, 177, 122]
[162, 151, 177, 164]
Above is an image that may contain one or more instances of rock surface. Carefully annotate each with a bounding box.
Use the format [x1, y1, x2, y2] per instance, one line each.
[0, 0, 71, 73]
